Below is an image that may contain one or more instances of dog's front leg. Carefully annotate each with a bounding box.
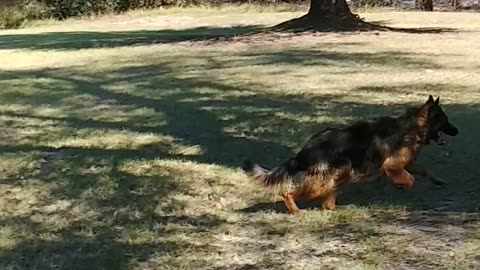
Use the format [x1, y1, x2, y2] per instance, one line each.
[384, 169, 415, 191]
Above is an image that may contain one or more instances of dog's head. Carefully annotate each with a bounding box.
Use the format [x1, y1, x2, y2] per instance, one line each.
[423, 95, 459, 145]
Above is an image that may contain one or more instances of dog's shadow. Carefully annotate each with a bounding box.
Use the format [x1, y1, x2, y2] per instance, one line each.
[240, 198, 327, 213]
[239, 179, 385, 214]
[239, 198, 384, 214]
[238, 178, 451, 214]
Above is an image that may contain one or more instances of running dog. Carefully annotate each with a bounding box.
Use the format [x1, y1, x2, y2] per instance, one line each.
[242, 96, 458, 214]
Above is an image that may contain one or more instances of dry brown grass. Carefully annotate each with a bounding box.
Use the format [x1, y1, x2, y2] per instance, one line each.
[0, 8, 480, 270]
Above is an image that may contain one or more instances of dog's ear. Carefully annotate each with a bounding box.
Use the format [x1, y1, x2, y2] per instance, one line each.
[434, 97, 440, 105]
[427, 95, 434, 104]
[419, 95, 435, 126]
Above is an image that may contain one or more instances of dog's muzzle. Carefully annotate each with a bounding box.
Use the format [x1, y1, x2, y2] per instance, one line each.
[434, 122, 459, 145]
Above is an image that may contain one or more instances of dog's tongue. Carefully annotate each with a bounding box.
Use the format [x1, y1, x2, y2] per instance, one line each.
[437, 132, 448, 145]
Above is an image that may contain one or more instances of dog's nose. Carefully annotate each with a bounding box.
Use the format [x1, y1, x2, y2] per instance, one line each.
[446, 123, 459, 136]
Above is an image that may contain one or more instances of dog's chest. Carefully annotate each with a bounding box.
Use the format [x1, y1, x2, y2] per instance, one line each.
[382, 146, 419, 170]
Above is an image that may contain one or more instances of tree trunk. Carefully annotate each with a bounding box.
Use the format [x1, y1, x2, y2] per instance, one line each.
[308, 0, 355, 18]
[272, 0, 383, 31]
[416, 0, 434, 11]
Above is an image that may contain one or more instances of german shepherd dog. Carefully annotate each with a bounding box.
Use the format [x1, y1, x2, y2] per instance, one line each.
[242, 96, 458, 214]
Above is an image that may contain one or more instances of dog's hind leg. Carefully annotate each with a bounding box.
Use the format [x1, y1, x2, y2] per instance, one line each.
[406, 163, 446, 186]
[282, 192, 300, 214]
[385, 169, 415, 191]
[320, 190, 336, 210]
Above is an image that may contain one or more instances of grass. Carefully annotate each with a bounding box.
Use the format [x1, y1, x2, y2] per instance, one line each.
[125, 3, 307, 15]
[1, 8, 480, 270]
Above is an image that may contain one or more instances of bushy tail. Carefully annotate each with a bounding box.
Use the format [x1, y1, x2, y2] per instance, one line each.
[242, 158, 300, 192]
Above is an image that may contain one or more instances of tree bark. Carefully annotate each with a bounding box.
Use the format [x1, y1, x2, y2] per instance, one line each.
[308, 0, 355, 18]
[416, 0, 434, 11]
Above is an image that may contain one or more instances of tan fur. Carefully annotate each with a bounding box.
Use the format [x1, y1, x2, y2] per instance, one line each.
[276, 163, 354, 213]
[379, 103, 432, 191]
[382, 147, 415, 170]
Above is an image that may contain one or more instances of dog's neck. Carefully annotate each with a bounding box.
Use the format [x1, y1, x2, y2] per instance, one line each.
[401, 105, 430, 146]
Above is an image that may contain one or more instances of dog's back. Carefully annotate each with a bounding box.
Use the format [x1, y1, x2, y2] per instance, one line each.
[296, 116, 414, 177]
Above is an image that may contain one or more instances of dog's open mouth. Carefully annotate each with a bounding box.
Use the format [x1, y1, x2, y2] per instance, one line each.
[433, 123, 459, 145]
[435, 132, 449, 145]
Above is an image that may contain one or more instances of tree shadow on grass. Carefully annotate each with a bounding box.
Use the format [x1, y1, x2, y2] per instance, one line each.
[1, 48, 477, 204]
[0, 47, 479, 269]
[271, 12, 457, 34]
[0, 214, 222, 270]
[0, 25, 263, 51]
[0, 19, 458, 53]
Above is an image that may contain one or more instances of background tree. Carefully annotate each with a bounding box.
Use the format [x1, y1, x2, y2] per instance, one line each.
[275, 0, 379, 31]
[308, 0, 356, 18]
[416, 0, 434, 11]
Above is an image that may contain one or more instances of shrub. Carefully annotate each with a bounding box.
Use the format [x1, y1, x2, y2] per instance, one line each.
[0, 0, 51, 29]
[0, 6, 26, 29]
